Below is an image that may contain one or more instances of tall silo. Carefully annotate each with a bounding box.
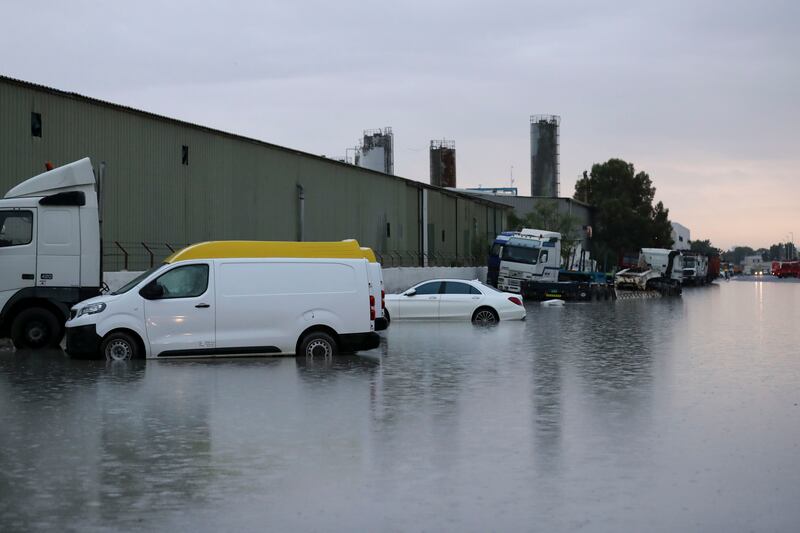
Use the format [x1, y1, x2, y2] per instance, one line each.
[530, 115, 560, 197]
[429, 139, 456, 188]
[356, 127, 394, 175]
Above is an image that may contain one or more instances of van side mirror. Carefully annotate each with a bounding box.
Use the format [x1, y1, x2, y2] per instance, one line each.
[404, 289, 416, 297]
[140, 282, 164, 300]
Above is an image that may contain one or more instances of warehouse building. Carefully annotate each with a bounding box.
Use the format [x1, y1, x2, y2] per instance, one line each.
[0, 75, 509, 270]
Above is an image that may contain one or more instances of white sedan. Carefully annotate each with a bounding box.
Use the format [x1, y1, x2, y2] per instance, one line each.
[384, 279, 526, 324]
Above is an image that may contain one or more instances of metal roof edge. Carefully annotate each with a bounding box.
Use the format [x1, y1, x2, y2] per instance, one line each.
[0, 74, 511, 210]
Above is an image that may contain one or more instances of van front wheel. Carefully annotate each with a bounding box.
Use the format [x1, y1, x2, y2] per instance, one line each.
[101, 332, 140, 361]
[299, 331, 338, 359]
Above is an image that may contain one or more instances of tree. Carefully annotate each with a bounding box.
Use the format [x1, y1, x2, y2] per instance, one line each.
[506, 202, 581, 263]
[573, 159, 674, 260]
[689, 239, 721, 256]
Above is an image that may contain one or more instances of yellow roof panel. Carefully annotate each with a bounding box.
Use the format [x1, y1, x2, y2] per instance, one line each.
[165, 240, 377, 263]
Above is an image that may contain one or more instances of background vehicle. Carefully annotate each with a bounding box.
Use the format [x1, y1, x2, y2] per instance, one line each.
[0, 159, 100, 348]
[614, 248, 682, 297]
[681, 252, 708, 285]
[66, 242, 380, 360]
[384, 279, 525, 324]
[492, 228, 610, 301]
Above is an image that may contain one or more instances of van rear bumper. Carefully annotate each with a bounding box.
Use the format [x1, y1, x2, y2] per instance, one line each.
[66, 325, 102, 359]
[339, 332, 380, 353]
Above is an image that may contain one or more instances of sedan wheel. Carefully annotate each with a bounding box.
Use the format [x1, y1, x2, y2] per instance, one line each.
[472, 307, 499, 325]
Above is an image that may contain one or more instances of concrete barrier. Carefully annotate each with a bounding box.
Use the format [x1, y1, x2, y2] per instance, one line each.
[104, 271, 144, 292]
[105, 266, 488, 294]
[382, 266, 487, 293]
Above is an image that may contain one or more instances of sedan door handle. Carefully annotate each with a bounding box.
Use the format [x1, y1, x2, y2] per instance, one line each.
[195, 303, 210, 308]
[471, 296, 480, 299]
[428, 296, 437, 300]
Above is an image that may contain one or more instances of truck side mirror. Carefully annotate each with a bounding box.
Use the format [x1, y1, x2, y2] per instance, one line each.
[140, 282, 164, 300]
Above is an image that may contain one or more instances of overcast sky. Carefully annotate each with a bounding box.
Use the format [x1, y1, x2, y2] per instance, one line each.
[2, 0, 797, 249]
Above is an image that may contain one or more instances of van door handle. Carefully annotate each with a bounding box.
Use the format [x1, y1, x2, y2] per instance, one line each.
[22, 273, 34, 280]
[195, 303, 210, 308]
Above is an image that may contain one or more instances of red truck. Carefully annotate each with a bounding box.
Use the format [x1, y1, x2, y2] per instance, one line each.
[773, 261, 800, 278]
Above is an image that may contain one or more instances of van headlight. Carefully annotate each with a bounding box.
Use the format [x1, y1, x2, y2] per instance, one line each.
[78, 302, 106, 317]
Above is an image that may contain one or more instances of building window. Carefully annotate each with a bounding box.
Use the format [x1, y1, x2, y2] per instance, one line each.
[442, 230, 445, 242]
[31, 112, 42, 137]
[181, 145, 189, 165]
[386, 222, 391, 238]
[679, 236, 684, 242]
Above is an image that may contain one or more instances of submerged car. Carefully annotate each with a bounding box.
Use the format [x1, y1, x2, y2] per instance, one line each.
[384, 279, 526, 324]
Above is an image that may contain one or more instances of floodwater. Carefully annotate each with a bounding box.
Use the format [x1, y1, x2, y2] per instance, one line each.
[1, 280, 799, 532]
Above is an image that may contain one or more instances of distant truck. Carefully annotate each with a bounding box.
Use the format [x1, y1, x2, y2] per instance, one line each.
[0, 159, 101, 348]
[614, 248, 683, 297]
[681, 252, 708, 285]
[773, 261, 800, 278]
[492, 228, 610, 301]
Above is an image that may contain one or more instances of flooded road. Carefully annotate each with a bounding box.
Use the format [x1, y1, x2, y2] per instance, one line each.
[1, 280, 799, 532]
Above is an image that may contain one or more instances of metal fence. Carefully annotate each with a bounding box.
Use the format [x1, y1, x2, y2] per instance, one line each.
[102, 242, 487, 271]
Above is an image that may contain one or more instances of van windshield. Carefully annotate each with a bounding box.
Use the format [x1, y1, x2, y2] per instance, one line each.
[111, 265, 163, 295]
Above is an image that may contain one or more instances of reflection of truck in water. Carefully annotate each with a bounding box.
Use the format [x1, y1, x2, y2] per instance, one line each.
[491, 229, 611, 301]
[0, 159, 101, 348]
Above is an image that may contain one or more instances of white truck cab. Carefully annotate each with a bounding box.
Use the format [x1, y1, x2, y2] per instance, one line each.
[497, 228, 561, 293]
[0, 159, 100, 348]
[65, 241, 381, 360]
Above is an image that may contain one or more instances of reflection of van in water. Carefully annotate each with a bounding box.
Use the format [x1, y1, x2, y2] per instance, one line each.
[65, 241, 381, 360]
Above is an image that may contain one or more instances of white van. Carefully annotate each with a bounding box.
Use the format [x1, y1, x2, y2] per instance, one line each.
[65, 242, 381, 360]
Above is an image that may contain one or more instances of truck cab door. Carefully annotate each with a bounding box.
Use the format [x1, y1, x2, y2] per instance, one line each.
[0, 209, 37, 311]
[36, 206, 80, 288]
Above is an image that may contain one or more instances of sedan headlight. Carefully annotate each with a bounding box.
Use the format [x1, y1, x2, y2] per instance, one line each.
[78, 302, 106, 317]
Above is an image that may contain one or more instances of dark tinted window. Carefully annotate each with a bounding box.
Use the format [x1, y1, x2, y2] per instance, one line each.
[0, 210, 33, 247]
[443, 281, 472, 294]
[155, 264, 208, 298]
[469, 285, 482, 295]
[413, 281, 442, 295]
[31, 112, 42, 137]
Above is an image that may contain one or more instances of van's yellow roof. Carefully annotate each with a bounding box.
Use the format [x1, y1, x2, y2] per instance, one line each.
[165, 240, 377, 263]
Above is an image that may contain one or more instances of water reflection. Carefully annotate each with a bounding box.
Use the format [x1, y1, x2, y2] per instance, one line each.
[0, 282, 798, 531]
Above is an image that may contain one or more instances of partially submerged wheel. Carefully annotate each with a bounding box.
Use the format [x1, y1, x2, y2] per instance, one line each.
[472, 307, 499, 325]
[10, 307, 62, 349]
[101, 331, 140, 361]
[299, 331, 338, 359]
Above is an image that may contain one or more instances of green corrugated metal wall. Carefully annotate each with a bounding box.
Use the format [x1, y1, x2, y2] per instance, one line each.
[0, 77, 507, 269]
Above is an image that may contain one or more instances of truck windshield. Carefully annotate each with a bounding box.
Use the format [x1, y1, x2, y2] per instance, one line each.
[111, 265, 163, 295]
[501, 244, 540, 265]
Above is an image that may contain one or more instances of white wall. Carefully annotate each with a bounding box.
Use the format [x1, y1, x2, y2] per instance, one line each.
[104, 271, 143, 291]
[105, 267, 489, 294]
[382, 266, 487, 293]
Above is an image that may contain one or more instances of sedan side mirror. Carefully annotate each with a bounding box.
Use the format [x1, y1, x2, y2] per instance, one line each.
[139, 281, 164, 300]
[404, 289, 416, 297]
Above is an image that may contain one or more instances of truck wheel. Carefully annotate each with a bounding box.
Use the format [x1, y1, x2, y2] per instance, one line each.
[10, 307, 63, 349]
[299, 331, 338, 359]
[101, 332, 140, 361]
